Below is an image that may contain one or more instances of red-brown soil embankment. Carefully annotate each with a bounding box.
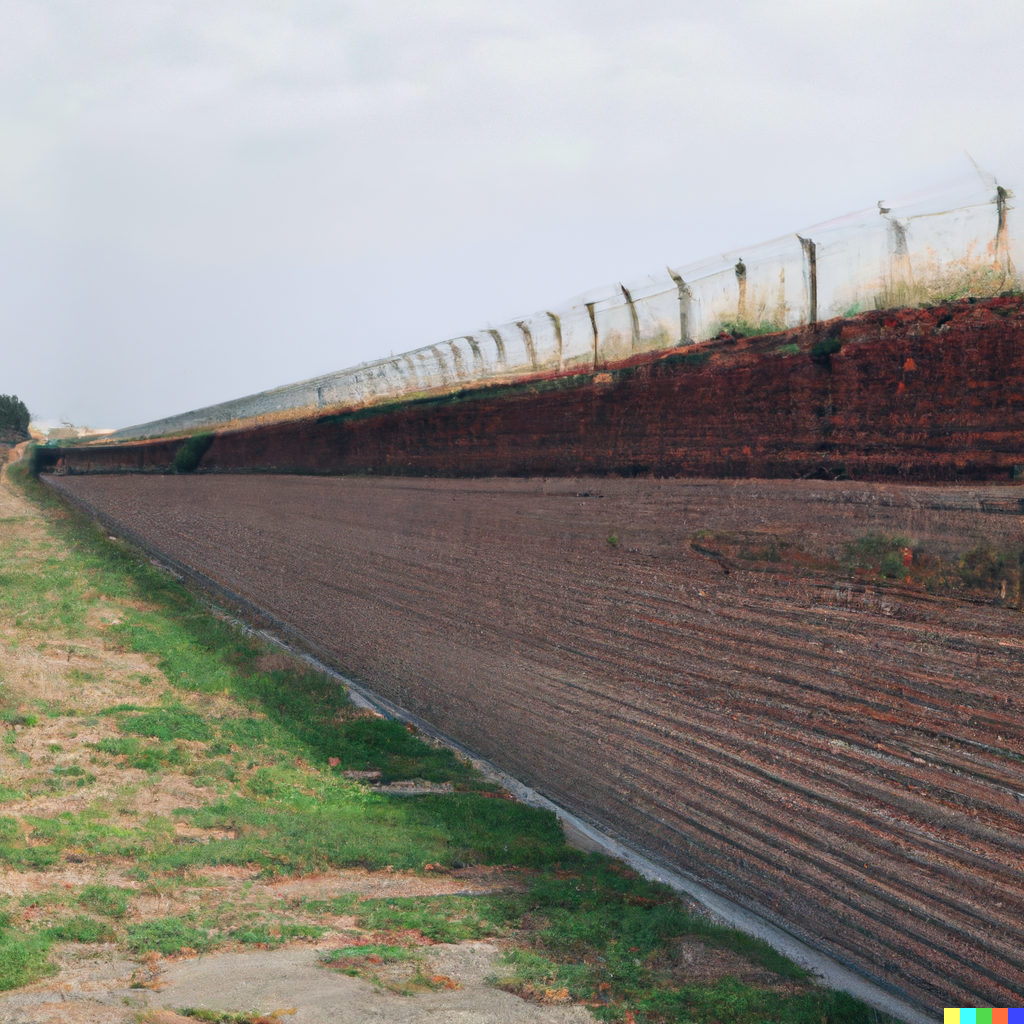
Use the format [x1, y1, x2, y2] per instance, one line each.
[49, 295, 1024, 482]
[45, 472, 1024, 1012]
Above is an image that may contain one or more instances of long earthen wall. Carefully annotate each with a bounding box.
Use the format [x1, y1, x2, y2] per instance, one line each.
[49, 296, 1024, 483]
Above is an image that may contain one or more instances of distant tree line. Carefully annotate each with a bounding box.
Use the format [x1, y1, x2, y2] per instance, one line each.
[0, 394, 31, 440]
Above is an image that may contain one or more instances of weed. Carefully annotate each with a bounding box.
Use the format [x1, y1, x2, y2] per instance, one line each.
[712, 318, 784, 339]
[226, 922, 325, 945]
[320, 944, 420, 970]
[607, 534, 619, 548]
[0, 808, 173, 869]
[355, 895, 508, 942]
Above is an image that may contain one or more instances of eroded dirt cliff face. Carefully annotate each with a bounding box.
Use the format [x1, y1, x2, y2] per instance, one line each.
[55, 294, 1024, 482]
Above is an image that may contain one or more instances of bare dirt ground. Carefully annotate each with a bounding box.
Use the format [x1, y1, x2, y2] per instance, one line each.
[45, 471, 1024, 1010]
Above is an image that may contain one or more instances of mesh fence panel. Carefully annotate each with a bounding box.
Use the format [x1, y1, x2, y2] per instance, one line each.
[109, 176, 1019, 441]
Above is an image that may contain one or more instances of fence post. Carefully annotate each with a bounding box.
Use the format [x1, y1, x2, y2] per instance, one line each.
[667, 269, 691, 345]
[735, 259, 748, 325]
[586, 302, 599, 370]
[546, 312, 564, 372]
[798, 236, 817, 324]
[996, 185, 1015, 282]
[516, 321, 538, 369]
[620, 285, 641, 354]
[486, 329, 507, 367]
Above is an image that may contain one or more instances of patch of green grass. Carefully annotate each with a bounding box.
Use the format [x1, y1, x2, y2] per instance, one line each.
[355, 895, 507, 942]
[300, 895, 359, 916]
[486, 861, 830, 1016]
[153, 788, 567, 876]
[127, 916, 211, 955]
[0, 808, 173, 870]
[93, 735, 196, 773]
[619, 976, 885, 1024]
[227, 922, 325, 945]
[45, 914, 117, 943]
[663, 349, 710, 368]
[320, 943, 422, 975]
[78, 883, 131, 918]
[774, 342, 801, 356]
[1, 712, 38, 727]
[118, 708, 212, 742]
[0, 924, 55, 991]
[97, 703, 151, 715]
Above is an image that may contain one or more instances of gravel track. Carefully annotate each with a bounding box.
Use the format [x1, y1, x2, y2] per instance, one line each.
[46, 472, 1024, 1012]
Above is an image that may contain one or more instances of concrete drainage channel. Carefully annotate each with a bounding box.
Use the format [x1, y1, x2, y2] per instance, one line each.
[47, 478, 940, 1023]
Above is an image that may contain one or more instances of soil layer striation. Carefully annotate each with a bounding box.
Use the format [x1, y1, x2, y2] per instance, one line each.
[44, 472, 1024, 1012]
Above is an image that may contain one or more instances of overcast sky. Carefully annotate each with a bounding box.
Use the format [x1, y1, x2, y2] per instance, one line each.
[3, 0, 1023, 428]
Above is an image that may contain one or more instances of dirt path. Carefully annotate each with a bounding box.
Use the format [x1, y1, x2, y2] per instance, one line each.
[45, 471, 1024, 1011]
[0, 942, 594, 1024]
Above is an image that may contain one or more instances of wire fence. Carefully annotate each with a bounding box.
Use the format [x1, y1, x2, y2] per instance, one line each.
[109, 175, 1019, 441]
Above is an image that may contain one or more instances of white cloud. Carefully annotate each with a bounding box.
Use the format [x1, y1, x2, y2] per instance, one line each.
[2, 0, 1023, 424]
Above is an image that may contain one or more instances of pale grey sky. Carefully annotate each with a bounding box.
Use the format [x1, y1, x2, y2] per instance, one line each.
[3, 0, 1023, 428]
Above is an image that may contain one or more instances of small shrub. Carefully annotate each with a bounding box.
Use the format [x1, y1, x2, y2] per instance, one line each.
[810, 336, 842, 365]
[1, 712, 38, 727]
[879, 551, 909, 579]
[173, 433, 214, 474]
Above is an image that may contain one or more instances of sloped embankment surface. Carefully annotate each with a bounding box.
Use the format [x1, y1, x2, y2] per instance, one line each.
[55, 294, 1024, 481]
[47, 472, 1024, 1012]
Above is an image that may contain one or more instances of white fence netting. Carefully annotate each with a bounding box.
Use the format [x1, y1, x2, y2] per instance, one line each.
[108, 176, 1019, 441]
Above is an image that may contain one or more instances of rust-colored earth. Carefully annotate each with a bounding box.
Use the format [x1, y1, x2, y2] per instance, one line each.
[46, 472, 1024, 1012]
[47, 294, 1024, 483]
